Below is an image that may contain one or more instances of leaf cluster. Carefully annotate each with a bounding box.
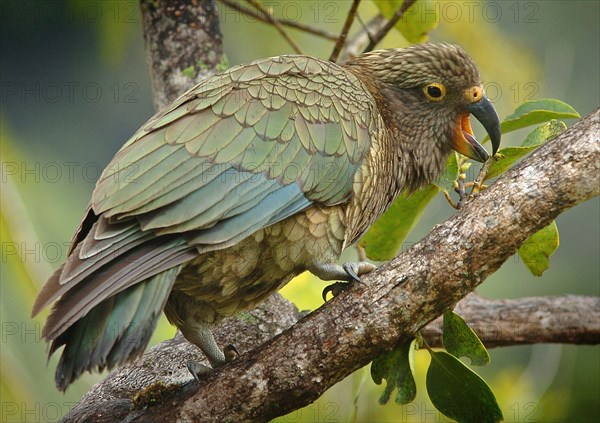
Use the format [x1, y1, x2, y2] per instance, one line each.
[371, 312, 501, 422]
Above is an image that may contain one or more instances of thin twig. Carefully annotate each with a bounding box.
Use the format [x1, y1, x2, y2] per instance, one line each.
[338, 14, 387, 63]
[219, 0, 338, 41]
[245, 0, 303, 54]
[339, 14, 386, 62]
[363, 0, 418, 53]
[355, 14, 377, 46]
[443, 191, 459, 210]
[329, 0, 361, 63]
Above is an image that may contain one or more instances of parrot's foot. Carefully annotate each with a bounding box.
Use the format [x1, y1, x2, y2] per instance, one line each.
[180, 324, 239, 382]
[310, 261, 377, 283]
[186, 344, 239, 382]
[311, 261, 377, 302]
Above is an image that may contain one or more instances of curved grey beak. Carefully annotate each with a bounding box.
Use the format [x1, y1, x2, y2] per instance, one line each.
[466, 96, 502, 157]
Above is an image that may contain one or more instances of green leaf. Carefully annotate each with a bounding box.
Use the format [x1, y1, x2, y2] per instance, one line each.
[182, 65, 196, 78]
[485, 120, 567, 180]
[500, 99, 579, 135]
[433, 152, 460, 193]
[443, 311, 490, 366]
[374, 0, 439, 43]
[360, 185, 439, 260]
[371, 339, 417, 405]
[426, 351, 503, 423]
[520, 120, 567, 148]
[518, 221, 560, 276]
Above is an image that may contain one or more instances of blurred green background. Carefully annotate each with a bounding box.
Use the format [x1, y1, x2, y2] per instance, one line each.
[1, 1, 598, 421]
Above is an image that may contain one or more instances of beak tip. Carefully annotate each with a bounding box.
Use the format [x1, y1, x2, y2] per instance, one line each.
[466, 95, 502, 159]
[491, 133, 501, 157]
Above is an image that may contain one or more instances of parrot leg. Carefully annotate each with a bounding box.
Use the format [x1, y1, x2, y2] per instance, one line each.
[310, 262, 377, 301]
[181, 324, 239, 382]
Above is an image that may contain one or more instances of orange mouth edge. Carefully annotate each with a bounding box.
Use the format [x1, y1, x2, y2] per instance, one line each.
[451, 112, 489, 162]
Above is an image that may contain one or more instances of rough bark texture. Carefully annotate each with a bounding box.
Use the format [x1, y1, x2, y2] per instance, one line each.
[60, 2, 600, 421]
[140, 0, 225, 110]
[61, 108, 600, 422]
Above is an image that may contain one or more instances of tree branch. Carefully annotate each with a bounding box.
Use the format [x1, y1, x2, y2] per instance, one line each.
[340, 14, 386, 62]
[423, 293, 600, 347]
[140, 0, 224, 110]
[62, 109, 600, 422]
[339, 0, 421, 62]
[363, 0, 417, 53]
[61, 292, 600, 422]
[329, 0, 361, 63]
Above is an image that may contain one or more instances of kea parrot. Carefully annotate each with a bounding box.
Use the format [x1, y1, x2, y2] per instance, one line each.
[33, 42, 501, 391]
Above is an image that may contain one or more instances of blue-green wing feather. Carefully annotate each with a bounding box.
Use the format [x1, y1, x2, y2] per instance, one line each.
[36, 55, 378, 354]
[92, 55, 377, 252]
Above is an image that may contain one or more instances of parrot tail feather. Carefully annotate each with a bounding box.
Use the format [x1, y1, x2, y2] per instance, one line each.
[51, 266, 180, 391]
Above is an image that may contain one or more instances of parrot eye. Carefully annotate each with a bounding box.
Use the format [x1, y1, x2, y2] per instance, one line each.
[423, 83, 446, 101]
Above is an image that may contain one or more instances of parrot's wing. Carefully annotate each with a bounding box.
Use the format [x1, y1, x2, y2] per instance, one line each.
[35, 56, 378, 339]
[92, 55, 377, 250]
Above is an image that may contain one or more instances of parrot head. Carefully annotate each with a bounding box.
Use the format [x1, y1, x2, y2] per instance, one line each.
[346, 43, 501, 185]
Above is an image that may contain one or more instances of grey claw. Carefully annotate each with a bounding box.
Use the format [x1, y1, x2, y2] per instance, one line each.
[187, 359, 212, 382]
[342, 263, 365, 284]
